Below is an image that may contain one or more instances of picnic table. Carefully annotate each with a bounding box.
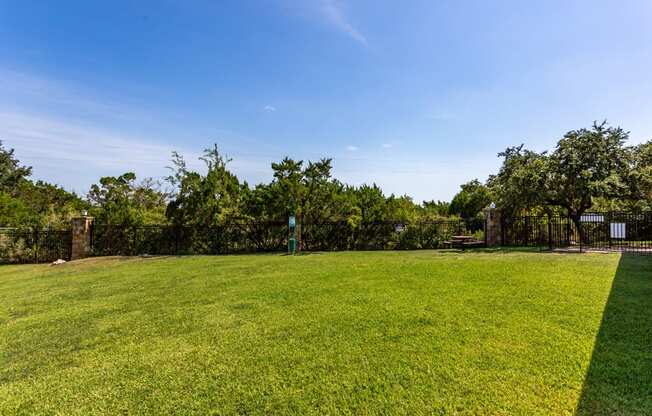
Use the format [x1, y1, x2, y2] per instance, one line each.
[445, 235, 485, 250]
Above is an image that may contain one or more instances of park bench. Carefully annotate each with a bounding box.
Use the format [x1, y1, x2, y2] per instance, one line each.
[444, 235, 485, 250]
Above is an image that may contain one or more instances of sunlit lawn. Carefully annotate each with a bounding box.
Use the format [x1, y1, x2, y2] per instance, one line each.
[1, 250, 650, 415]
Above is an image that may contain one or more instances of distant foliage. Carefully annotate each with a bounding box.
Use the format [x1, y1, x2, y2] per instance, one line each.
[88, 173, 167, 226]
[0, 141, 87, 227]
[1, 120, 650, 230]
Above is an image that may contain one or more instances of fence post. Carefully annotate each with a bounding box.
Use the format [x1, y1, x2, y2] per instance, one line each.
[483, 207, 502, 247]
[71, 216, 94, 260]
[33, 228, 39, 263]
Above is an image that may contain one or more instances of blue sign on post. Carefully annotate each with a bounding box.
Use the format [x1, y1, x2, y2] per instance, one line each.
[289, 216, 296, 228]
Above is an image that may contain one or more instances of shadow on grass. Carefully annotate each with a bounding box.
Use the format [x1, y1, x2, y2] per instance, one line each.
[575, 254, 652, 415]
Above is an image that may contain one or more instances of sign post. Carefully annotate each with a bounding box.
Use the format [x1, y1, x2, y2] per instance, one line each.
[288, 215, 297, 254]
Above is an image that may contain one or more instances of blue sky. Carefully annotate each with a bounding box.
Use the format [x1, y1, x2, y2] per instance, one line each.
[1, 0, 651, 202]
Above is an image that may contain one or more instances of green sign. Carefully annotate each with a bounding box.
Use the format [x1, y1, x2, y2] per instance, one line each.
[288, 215, 297, 254]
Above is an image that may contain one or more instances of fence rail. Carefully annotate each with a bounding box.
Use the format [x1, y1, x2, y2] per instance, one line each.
[0, 228, 72, 264]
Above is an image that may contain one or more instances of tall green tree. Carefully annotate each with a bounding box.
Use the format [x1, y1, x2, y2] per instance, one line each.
[269, 157, 335, 222]
[449, 179, 493, 219]
[487, 145, 549, 216]
[489, 122, 631, 228]
[350, 184, 387, 223]
[166, 145, 245, 226]
[544, 121, 629, 226]
[0, 140, 32, 194]
[88, 173, 167, 225]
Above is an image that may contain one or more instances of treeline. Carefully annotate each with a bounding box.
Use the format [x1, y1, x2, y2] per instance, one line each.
[1, 121, 650, 228]
[87, 146, 454, 227]
[0, 144, 454, 228]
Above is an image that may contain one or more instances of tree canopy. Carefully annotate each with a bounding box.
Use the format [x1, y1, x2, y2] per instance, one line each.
[449, 180, 492, 219]
[488, 121, 650, 221]
[0, 141, 87, 227]
[0, 121, 650, 229]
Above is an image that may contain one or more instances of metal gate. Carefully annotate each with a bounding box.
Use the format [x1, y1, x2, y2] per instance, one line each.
[502, 212, 652, 254]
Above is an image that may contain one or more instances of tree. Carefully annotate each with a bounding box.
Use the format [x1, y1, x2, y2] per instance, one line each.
[269, 157, 335, 222]
[269, 157, 335, 220]
[166, 145, 245, 226]
[0, 140, 32, 194]
[421, 200, 451, 219]
[489, 121, 631, 230]
[17, 180, 88, 227]
[88, 172, 167, 225]
[487, 145, 549, 216]
[623, 140, 652, 210]
[0, 192, 34, 227]
[350, 184, 388, 223]
[0, 141, 87, 227]
[544, 121, 629, 227]
[449, 179, 492, 219]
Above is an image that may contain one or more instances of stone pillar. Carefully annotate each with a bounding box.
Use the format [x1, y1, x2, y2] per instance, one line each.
[71, 216, 94, 260]
[484, 208, 502, 247]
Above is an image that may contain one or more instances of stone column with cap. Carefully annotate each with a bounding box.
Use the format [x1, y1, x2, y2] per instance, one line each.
[71, 216, 94, 260]
[484, 207, 502, 247]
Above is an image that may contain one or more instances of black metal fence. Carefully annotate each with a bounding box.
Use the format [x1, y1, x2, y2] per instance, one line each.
[501, 216, 574, 248]
[5, 212, 649, 263]
[90, 219, 486, 256]
[0, 228, 72, 264]
[302, 219, 485, 251]
[502, 212, 652, 254]
[91, 222, 288, 256]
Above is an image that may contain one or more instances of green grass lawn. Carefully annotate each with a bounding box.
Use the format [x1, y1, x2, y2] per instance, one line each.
[1, 250, 650, 415]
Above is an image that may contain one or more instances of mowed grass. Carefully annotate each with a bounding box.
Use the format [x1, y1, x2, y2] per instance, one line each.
[0, 251, 650, 415]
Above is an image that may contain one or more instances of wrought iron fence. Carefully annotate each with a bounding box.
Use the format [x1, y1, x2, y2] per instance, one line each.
[91, 222, 288, 256]
[91, 219, 485, 256]
[0, 228, 72, 264]
[302, 219, 484, 251]
[501, 212, 652, 254]
[501, 215, 574, 248]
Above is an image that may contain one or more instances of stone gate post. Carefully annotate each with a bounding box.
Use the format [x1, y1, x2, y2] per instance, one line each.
[484, 208, 502, 247]
[71, 216, 94, 260]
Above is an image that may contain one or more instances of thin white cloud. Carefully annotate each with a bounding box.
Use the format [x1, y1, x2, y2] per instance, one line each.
[0, 110, 275, 193]
[0, 111, 199, 168]
[0, 69, 277, 192]
[346, 145, 358, 151]
[319, 0, 367, 45]
[381, 143, 393, 149]
[264, 105, 276, 112]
